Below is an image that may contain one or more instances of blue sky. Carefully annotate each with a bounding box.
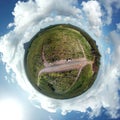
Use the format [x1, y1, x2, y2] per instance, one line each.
[0, 0, 120, 120]
[0, 0, 17, 35]
[0, 0, 28, 35]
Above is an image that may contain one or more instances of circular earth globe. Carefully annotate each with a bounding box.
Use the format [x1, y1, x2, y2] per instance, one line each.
[24, 24, 101, 99]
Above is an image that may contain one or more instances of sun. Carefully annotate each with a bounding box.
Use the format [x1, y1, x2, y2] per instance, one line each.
[0, 99, 23, 120]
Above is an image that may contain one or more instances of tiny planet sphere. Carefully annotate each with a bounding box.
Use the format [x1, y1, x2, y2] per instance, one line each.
[24, 24, 101, 99]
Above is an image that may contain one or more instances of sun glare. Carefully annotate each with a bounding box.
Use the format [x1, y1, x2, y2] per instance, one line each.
[0, 99, 23, 120]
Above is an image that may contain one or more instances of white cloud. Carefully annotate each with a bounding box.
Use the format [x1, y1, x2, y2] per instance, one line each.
[11, 0, 81, 30]
[104, 24, 120, 118]
[116, 23, 120, 31]
[109, 23, 120, 68]
[81, 0, 102, 36]
[99, 0, 120, 25]
[49, 116, 54, 120]
[106, 48, 111, 54]
[0, 0, 120, 119]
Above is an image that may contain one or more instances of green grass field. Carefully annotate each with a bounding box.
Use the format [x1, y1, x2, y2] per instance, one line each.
[25, 24, 101, 99]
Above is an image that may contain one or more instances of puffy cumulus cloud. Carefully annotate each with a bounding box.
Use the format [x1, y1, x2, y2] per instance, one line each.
[102, 24, 120, 118]
[99, 0, 120, 25]
[11, 0, 81, 30]
[106, 48, 111, 54]
[81, 0, 102, 36]
[116, 23, 120, 31]
[109, 23, 120, 68]
[0, 0, 120, 119]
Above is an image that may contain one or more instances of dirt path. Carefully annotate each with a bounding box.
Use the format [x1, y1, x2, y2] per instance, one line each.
[37, 45, 93, 86]
[42, 47, 49, 67]
[38, 59, 88, 76]
[37, 57, 93, 86]
[79, 40, 86, 58]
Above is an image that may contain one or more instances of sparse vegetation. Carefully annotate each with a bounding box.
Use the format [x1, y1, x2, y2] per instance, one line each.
[24, 24, 101, 99]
